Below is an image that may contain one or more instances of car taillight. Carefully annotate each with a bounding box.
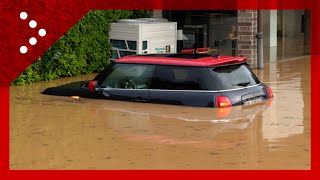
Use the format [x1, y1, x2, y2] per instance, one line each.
[216, 96, 232, 108]
[88, 80, 97, 92]
[267, 86, 273, 98]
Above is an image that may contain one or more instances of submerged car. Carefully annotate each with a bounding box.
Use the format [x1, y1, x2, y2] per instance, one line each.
[43, 53, 273, 108]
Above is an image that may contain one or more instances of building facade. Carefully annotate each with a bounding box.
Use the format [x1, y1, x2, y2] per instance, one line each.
[154, 10, 310, 67]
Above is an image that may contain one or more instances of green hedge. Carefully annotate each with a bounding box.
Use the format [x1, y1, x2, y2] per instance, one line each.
[12, 10, 151, 85]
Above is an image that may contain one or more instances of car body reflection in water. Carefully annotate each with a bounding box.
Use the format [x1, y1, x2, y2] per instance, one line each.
[94, 99, 272, 147]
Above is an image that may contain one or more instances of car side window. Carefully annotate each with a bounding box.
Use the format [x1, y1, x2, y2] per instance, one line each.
[151, 65, 208, 90]
[101, 64, 155, 89]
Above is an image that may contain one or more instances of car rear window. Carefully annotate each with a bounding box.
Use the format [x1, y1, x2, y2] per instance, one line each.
[208, 63, 260, 90]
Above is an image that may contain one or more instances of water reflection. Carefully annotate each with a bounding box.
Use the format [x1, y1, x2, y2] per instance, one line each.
[10, 57, 310, 170]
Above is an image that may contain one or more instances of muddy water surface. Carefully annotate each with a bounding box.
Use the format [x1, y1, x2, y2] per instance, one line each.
[10, 56, 310, 169]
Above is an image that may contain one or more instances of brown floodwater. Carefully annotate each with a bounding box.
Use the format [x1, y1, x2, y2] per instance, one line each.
[10, 56, 310, 170]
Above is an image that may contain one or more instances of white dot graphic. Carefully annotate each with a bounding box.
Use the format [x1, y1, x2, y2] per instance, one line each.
[29, 20, 37, 28]
[38, 29, 46, 37]
[20, 46, 28, 54]
[29, 37, 37, 45]
[20, 12, 28, 20]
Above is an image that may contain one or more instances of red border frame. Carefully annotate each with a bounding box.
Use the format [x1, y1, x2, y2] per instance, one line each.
[0, 0, 319, 179]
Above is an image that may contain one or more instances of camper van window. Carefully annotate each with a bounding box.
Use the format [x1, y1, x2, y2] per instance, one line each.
[143, 41, 148, 50]
[110, 39, 127, 49]
[127, 41, 137, 50]
[119, 50, 136, 57]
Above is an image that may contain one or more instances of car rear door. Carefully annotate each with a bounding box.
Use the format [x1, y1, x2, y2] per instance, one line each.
[149, 65, 216, 107]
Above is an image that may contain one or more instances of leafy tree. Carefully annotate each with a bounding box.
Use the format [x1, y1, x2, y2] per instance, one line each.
[12, 10, 151, 85]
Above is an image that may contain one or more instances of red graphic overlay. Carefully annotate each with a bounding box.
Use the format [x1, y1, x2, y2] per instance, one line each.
[0, 0, 319, 179]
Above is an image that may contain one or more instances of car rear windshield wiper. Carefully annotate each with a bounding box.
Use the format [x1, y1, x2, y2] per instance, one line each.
[232, 81, 251, 87]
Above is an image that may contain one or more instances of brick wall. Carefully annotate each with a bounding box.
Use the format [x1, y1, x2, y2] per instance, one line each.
[237, 10, 258, 67]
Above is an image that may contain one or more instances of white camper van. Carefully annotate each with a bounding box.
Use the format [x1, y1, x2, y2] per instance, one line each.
[109, 18, 177, 60]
